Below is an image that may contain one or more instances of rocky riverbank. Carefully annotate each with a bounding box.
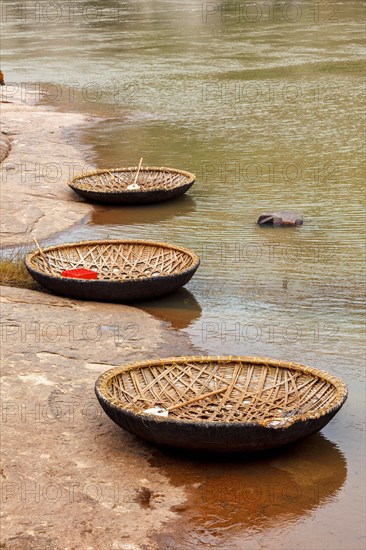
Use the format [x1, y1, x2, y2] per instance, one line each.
[0, 86, 199, 550]
[1, 85, 96, 247]
[1, 285, 198, 550]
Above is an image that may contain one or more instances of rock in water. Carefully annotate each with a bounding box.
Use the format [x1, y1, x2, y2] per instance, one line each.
[257, 210, 303, 227]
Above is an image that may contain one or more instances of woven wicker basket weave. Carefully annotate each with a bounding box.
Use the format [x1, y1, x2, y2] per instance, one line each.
[25, 240, 200, 302]
[95, 356, 348, 452]
[68, 166, 195, 204]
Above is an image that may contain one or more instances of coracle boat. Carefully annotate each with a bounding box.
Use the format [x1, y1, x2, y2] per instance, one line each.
[68, 166, 195, 204]
[25, 240, 200, 302]
[95, 356, 348, 452]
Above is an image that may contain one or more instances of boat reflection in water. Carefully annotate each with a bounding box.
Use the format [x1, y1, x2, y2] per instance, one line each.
[150, 433, 347, 549]
[90, 194, 196, 228]
[136, 288, 202, 330]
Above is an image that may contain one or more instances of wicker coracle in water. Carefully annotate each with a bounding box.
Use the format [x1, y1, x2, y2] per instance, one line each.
[68, 166, 195, 204]
[95, 356, 348, 452]
[25, 240, 200, 302]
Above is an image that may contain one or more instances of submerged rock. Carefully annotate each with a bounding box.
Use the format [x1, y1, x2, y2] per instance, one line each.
[257, 210, 303, 227]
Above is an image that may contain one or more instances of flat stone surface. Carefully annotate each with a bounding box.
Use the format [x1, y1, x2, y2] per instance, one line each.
[0, 285, 197, 550]
[0, 86, 96, 247]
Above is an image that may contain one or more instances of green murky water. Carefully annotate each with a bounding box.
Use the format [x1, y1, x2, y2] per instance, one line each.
[2, 1, 365, 548]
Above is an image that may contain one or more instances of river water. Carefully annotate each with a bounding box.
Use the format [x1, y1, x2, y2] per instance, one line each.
[2, 1, 365, 548]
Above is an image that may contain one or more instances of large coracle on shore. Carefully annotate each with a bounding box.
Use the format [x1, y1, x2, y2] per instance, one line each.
[95, 356, 348, 452]
[25, 239, 200, 302]
[68, 165, 195, 204]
